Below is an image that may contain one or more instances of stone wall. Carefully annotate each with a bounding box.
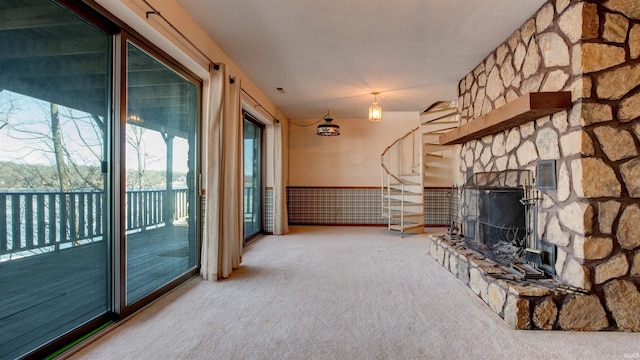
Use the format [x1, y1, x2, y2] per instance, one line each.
[454, 0, 640, 331]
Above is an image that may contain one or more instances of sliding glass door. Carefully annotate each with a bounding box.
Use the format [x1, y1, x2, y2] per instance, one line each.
[0, 2, 202, 358]
[124, 42, 199, 305]
[0, 2, 111, 358]
[243, 113, 263, 242]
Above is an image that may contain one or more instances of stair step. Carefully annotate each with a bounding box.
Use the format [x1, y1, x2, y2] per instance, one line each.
[422, 126, 458, 136]
[424, 153, 444, 158]
[389, 223, 425, 233]
[385, 213, 424, 220]
[424, 143, 456, 151]
[420, 106, 458, 123]
[384, 194, 423, 202]
[397, 174, 421, 183]
[389, 184, 422, 193]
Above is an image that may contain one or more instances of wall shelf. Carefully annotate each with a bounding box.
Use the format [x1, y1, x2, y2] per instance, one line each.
[439, 91, 572, 145]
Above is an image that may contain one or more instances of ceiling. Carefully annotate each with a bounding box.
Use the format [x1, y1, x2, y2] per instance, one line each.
[177, 0, 546, 120]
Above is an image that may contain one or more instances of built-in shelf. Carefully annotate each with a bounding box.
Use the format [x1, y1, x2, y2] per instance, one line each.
[439, 91, 572, 145]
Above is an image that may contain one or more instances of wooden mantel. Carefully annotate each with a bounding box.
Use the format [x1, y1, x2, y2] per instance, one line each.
[439, 91, 572, 145]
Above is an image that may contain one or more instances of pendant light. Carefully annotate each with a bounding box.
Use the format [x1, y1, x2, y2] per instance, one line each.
[316, 111, 340, 136]
[368, 92, 382, 122]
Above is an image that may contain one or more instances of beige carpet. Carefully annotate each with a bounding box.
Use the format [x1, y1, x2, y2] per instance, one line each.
[66, 226, 639, 360]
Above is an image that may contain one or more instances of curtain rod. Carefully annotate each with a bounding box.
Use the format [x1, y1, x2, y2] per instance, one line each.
[142, 0, 279, 123]
[242, 88, 280, 123]
[141, 0, 219, 69]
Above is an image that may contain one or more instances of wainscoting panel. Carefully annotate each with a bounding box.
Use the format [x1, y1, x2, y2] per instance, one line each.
[286, 187, 454, 226]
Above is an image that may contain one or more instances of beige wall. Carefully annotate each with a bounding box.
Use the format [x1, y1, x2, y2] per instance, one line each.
[288, 112, 420, 186]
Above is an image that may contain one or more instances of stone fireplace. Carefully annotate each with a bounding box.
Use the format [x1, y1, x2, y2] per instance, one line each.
[460, 169, 556, 277]
[429, 0, 640, 331]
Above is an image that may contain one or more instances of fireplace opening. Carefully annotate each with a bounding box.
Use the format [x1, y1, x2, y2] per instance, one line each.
[460, 170, 555, 278]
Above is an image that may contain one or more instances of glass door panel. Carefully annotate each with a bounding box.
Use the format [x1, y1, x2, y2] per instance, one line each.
[125, 43, 198, 304]
[243, 116, 263, 242]
[0, 1, 111, 358]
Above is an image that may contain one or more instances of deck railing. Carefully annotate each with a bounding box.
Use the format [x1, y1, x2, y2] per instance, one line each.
[0, 188, 188, 258]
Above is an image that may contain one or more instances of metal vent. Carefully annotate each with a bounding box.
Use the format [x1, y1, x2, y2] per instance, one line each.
[536, 160, 557, 190]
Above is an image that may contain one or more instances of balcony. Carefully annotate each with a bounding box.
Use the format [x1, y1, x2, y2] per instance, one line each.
[0, 188, 191, 359]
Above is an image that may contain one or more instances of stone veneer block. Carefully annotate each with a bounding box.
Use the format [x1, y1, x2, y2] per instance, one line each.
[580, 103, 613, 126]
[487, 283, 506, 315]
[491, 133, 506, 157]
[496, 43, 509, 66]
[603, 0, 640, 21]
[457, 258, 470, 285]
[596, 63, 640, 100]
[470, 267, 488, 300]
[577, 43, 626, 74]
[631, 24, 640, 59]
[563, 257, 591, 291]
[555, 248, 568, 278]
[546, 214, 570, 246]
[437, 245, 445, 265]
[619, 92, 640, 122]
[558, 3, 595, 43]
[571, 158, 621, 198]
[621, 158, 640, 198]
[593, 127, 637, 162]
[556, 0, 570, 14]
[535, 128, 560, 160]
[595, 253, 629, 284]
[501, 56, 516, 88]
[604, 280, 640, 332]
[557, 162, 570, 202]
[539, 32, 570, 67]
[617, 204, 640, 250]
[560, 130, 593, 156]
[429, 240, 438, 258]
[541, 69, 569, 92]
[536, 3, 554, 33]
[603, 12, 629, 43]
[582, 2, 600, 39]
[514, 43, 526, 71]
[449, 254, 459, 277]
[507, 284, 552, 297]
[486, 67, 503, 101]
[598, 200, 621, 234]
[558, 295, 608, 331]
[574, 236, 613, 260]
[504, 295, 531, 330]
[533, 298, 558, 330]
[558, 202, 593, 235]
[522, 40, 541, 79]
[516, 140, 538, 166]
[631, 251, 640, 276]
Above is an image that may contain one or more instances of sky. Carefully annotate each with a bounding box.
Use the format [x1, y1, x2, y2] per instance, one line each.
[0, 90, 190, 174]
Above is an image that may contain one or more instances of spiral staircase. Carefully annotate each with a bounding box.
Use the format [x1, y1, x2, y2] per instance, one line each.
[381, 101, 459, 236]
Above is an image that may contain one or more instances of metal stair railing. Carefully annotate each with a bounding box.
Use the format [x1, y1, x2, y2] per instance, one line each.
[380, 126, 422, 231]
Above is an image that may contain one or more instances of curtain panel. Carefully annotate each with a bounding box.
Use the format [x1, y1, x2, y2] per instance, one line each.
[202, 64, 243, 281]
[273, 118, 289, 235]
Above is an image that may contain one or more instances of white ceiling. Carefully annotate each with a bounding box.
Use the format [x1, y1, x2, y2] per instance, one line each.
[177, 0, 546, 120]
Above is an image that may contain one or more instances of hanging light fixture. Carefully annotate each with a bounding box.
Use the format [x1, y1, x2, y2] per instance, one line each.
[368, 92, 382, 122]
[316, 111, 340, 136]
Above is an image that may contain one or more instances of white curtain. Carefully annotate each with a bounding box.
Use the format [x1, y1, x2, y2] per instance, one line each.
[201, 64, 243, 281]
[220, 74, 243, 278]
[273, 118, 289, 235]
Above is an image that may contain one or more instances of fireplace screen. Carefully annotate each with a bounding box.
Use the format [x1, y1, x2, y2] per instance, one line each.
[462, 170, 532, 265]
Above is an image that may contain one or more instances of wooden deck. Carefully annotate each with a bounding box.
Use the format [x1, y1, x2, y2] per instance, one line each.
[0, 225, 193, 360]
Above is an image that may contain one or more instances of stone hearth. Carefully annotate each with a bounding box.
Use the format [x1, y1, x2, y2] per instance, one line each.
[429, 234, 609, 330]
[440, 0, 640, 331]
